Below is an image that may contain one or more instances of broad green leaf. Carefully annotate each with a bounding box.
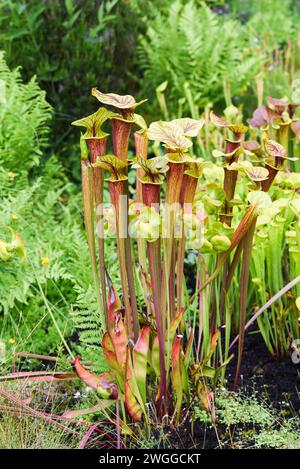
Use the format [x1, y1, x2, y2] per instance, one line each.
[264, 137, 287, 159]
[72, 107, 116, 139]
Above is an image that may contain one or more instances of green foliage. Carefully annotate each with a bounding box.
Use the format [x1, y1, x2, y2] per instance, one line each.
[0, 51, 51, 176]
[138, 0, 300, 118]
[0, 156, 118, 359]
[1, 0, 299, 169]
[138, 0, 262, 116]
[0, 0, 145, 179]
[0, 383, 85, 449]
[194, 391, 300, 449]
[254, 418, 300, 449]
[240, 0, 299, 49]
[215, 392, 273, 427]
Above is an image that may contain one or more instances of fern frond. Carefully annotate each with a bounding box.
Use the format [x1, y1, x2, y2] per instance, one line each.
[138, 0, 263, 113]
[0, 51, 52, 177]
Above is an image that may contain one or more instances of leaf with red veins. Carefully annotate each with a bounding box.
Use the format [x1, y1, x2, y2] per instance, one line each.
[264, 138, 287, 158]
[210, 111, 229, 127]
[212, 148, 239, 159]
[242, 141, 261, 153]
[266, 96, 288, 112]
[92, 88, 147, 111]
[92, 89, 136, 109]
[93, 154, 128, 181]
[0, 371, 78, 382]
[148, 121, 192, 151]
[152, 308, 186, 377]
[125, 350, 143, 421]
[102, 332, 121, 375]
[164, 308, 186, 362]
[245, 166, 269, 182]
[248, 105, 280, 127]
[74, 357, 118, 399]
[125, 380, 142, 421]
[206, 328, 221, 362]
[72, 107, 117, 139]
[210, 111, 247, 134]
[168, 308, 185, 343]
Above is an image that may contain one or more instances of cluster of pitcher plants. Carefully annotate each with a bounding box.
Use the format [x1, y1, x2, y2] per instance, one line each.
[68, 89, 300, 429]
[3, 89, 299, 442]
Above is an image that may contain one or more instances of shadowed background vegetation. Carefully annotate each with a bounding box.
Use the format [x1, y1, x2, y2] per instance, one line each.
[1, 0, 299, 179]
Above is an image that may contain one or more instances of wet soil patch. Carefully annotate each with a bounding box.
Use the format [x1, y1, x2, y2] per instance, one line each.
[227, 332, 300, 412]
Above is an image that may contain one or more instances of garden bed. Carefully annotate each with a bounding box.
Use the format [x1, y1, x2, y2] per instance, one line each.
[164, 333, 300, 449]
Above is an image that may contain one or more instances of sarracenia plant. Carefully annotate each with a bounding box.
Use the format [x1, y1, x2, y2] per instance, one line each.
[69, 90, 298, 427]
[1, 90, 298, 446]
[73, 108, 117, 324]
[71, 96, 226, 424]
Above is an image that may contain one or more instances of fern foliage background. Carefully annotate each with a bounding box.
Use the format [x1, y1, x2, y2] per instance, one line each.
[235, 0, 299, 50]
[138, 1, 263, 116]
[137, 0, 300, 119]
[0, 51, 51, 177]
[0, 54, 118, 368]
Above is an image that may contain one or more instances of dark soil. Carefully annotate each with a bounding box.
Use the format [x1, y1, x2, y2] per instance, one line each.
[163, 333, 300, 449]
[227, 332, 300, 412]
